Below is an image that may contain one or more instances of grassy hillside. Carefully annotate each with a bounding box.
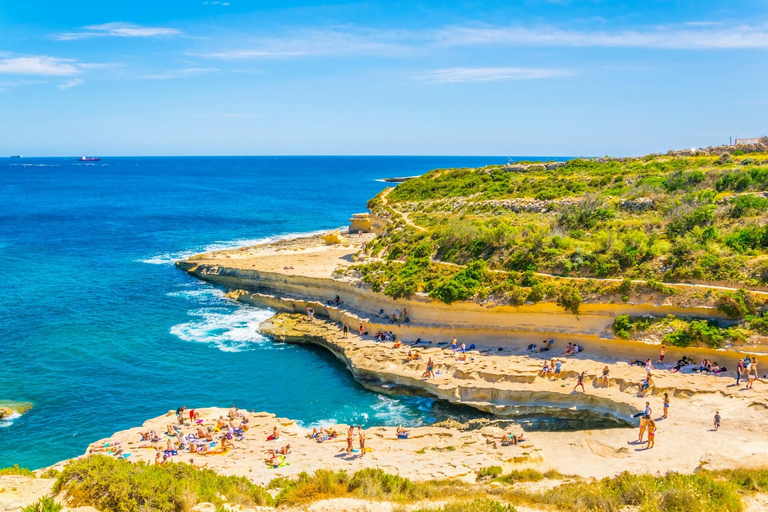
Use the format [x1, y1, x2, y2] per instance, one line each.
[349, 148, 768, 344]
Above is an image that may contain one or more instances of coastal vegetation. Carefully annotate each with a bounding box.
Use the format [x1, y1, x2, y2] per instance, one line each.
[351, 150, 768, 339]
[0, 465, 36, 477]
[43, 457, 768, 511]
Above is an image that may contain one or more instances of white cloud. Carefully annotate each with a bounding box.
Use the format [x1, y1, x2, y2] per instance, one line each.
[54, 22, 181, 41]
[0, 56, 79, 75]
[192, 50, 307, 59]
[419, 67, 571, 83]
[194, 23, 768, 61]
[141, 67, 217, 80]
[191, 29, 412, 59]
[429, 24, 768, 50]
[57, 78, 84, 89]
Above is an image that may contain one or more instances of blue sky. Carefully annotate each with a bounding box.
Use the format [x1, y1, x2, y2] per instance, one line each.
[1, 0, 766, 156]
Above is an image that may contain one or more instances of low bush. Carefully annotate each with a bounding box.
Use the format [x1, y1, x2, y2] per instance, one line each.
[429, 260, 488, 304]
[53, 455, 274, 512]
[477, 466, 503, 480]
[414, 498, 518, 512]
[612, 315, 633, 339]
[0, 465, 36, 477]
[21, 496, 62, 512]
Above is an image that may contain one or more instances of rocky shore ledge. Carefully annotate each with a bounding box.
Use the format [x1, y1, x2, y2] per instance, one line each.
[257, 313, 768, 478]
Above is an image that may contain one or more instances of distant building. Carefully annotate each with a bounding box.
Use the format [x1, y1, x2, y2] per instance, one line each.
[734, 137, 763, 145]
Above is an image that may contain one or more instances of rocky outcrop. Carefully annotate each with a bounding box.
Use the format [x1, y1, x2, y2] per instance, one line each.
[259, 314, 640, 427]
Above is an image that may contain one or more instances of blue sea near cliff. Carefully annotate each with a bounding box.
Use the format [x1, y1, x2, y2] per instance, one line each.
[0, 156, 561, 469]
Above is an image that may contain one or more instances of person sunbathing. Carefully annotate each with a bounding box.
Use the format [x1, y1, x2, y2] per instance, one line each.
[268, 444, 292, 457]
[393, 339, 402, 349]
[538, 339, 554, 352]
[196, 428, 213, 442]
[140, 430, 161, 442]
[457, 352, 467, 362]
[266, 453, 281, 467]
[89, 442, 122, 454]
[189, 458, 207, 469]
[220, 437, 234, 451]
[166, 424, 179, 436]
[268, 426, 280, 441]
[562, 343, 573, 355]
[396, 425, 409, 439]
[500, 431, 526, 446]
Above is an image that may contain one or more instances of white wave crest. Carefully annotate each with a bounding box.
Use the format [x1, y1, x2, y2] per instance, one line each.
[170, 305, 273, 352]
[0, 411, 21, 428]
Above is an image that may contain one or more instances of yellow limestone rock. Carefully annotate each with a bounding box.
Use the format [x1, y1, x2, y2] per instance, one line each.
[321, 230, 348, 245]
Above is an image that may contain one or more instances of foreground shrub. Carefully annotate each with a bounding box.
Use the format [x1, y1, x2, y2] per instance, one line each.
[273, 467, 468, 507]
[537, 471, 741, 512]
[53, 455, 273, 512]
[0, 465, 36, 477]
[22, 496, 62, 512]
[414, 498, 518, 512]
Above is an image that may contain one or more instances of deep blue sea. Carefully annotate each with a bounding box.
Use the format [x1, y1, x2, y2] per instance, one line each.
[0, 156, 559, 469]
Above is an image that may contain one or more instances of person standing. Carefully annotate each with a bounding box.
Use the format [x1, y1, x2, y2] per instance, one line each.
[574, 371, 586, 392]
[342, 323, 349, 338]
[357, 426, 366, 458]
[736, 358, 745, 387]
[646, 419, 657, 449]
[176, 406, 186, 425]
[358, 322, 364, 336]
[658, 346, 666, 364]
[662, 393, 669, 419]
[714, 411, 721, 431]
[747, 358, 757, 389]
[638, 415, 648, 443]
[346, 426, 354, 455]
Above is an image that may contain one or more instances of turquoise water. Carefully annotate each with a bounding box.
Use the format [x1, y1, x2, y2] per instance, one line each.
[0, 156, 558, 469]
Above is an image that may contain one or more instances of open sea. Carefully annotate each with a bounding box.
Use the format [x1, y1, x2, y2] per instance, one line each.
[0, 156, 558, 469]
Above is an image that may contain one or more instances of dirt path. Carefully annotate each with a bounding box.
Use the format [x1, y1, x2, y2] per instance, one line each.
[381, 188, 427, 232]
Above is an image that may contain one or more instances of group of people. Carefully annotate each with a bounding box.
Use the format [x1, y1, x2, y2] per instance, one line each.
[135, 406, 249, 465]
[736, 357, 759, 389]
[539, 359, 564, 379]
[373, 308, 410, 324]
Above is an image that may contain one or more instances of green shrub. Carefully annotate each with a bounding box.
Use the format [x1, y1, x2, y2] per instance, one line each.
[53, 455, 274, 512]
[0, 465, 36, 477]
[22, 497, 62, 512]
[557, 286, 582, 315]
[429, 260, 488, 304]
[664, 320, 731, 349]
[414, 499, 518, 512]
[716, 289, 755, 319]
[747, 313, 768, 335]
[477, 466, 503, 480]
[613, 314, 633, 339]
[729, 194, 768, 218]
[498, 469, 563, 483]
[724, 225, 768, 253]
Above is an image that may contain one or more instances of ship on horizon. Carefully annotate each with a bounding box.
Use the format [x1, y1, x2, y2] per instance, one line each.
[10, 155, 21, 158]
[78, 156, 101, 162]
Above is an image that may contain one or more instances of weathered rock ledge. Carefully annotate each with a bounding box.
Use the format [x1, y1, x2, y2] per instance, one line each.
[258, 313, 765, 427]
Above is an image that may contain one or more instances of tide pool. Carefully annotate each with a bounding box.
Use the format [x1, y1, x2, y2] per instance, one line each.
[0, 155, 558, 469]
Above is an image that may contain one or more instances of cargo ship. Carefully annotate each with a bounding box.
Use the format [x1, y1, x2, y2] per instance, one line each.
[78, 156, 101, 162]
[10, 155, 21, 158]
